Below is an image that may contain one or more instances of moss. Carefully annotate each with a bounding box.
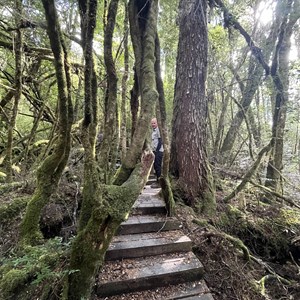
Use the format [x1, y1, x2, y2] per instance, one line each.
[0, 196, 29, 223]
[112, 164, 133, 185]
[159, 176, 175, 216]
[0, 269, 30, 300]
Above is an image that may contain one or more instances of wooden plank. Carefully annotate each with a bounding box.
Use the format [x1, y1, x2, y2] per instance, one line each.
[106, 232, 192, 260]
[118, 215, 181, 235]
[97, 252, 204, 297]
[166, 280, 210, 299]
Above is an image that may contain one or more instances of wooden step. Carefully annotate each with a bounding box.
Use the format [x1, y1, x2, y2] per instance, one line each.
[146, 177, 157, 185]
[96, 252, 204, 297]
[96, 280, 213, 299]
[117, 215, 182, 235]
[132, 194, 166, 215]
[106, 231, 192, 260]
[166, 281, 214, 300]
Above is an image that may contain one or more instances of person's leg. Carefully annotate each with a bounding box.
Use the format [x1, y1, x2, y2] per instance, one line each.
[155, 151, 163, 178]
[151, 152, 163, 188]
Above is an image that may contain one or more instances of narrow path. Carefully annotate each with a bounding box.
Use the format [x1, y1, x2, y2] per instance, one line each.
[94, 177, 214, 299]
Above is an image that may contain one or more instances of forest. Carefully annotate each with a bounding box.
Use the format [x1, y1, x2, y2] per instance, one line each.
[0, 0, 300, 299]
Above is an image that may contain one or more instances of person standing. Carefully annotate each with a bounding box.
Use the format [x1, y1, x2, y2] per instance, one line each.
[151, 118, 163, 188]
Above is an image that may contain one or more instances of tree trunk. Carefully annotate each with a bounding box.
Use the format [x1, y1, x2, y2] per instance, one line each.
[98, 0, 119, 184]
[66, 1, 159, 298]
[3, 0, 23, 183]
[65, 151, 154, 300]
[265, 0, 300, 193]
[20, 0, 73, 245]
[170, 0, 215, 215]
[120, 0, 129, 161]
[113, 0, 159, 185]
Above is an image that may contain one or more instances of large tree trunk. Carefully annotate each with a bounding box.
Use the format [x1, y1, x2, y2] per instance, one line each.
[20, 0, 73, 245]
[170, 0, 215, 215]
[265, 0, 300, 193]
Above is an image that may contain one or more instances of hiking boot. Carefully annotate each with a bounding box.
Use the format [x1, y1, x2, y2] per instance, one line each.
[150, 181, 160, 188]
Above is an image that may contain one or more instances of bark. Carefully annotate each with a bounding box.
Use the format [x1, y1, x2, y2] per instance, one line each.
[113, 0, 159, 185]
[3, 0, 23, 183]
[120, 0, 129, 161]
[98, 0, 119, 184]
[265, 0, 300, 192]
[170, 0, 215, 215]
[20, 0, 73, 245]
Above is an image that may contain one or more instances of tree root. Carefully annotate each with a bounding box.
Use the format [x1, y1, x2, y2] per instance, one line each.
[256, 274, 291, 296]
[193, 218, 292, 291]
[193, 218, 251, 261]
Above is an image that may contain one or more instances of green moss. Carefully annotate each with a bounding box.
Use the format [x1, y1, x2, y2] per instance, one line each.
[112, 165, 133, 185]
[0, 269, 29, 299]
[0, 196, 29, 223]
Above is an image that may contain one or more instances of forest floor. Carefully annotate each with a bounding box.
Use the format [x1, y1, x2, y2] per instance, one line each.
[1, 163, 300, 300]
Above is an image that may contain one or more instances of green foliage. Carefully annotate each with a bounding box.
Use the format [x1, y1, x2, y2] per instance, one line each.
[0, 237, 72, 299]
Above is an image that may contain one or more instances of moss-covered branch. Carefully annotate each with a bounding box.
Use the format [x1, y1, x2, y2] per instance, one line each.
[224, 142, 272, 203]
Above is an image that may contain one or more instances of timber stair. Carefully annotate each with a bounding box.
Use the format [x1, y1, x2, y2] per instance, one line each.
[95, 176, 214, 299]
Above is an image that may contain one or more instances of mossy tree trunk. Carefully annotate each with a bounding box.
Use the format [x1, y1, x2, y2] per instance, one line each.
[3, 0, 23, 183]
[20, 0, 73, 245]
[98, 0, 120, 184]
[77, 0, 99, 231]
[65, 151, 154, 300]
[170, 0, 215, 215]
[65, 2, 159, 298]
[113, 0, 159, 185]
[265, 0, 300, 193]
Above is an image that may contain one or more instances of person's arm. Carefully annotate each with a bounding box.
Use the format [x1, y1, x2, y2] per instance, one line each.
[156, 137, 162, 152]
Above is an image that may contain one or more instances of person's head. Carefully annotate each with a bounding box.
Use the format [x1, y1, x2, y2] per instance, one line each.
[151, 118, 158, 129]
